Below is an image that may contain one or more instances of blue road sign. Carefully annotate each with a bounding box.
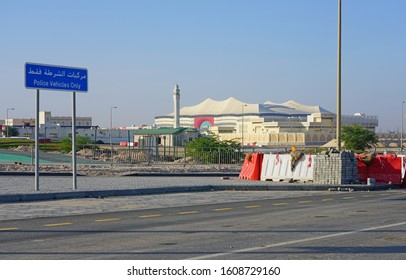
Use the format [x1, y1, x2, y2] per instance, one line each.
[25, 63, 88, 92]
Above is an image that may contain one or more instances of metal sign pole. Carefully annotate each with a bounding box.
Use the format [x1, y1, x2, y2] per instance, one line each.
[72, 92, 77, 190]
[35, 89, 40, 191]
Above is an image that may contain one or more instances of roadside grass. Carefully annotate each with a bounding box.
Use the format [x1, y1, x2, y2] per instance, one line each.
[0, 138, 61, 152]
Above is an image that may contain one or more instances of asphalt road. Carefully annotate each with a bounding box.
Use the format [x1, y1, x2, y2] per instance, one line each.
[1, 190, 406, 260]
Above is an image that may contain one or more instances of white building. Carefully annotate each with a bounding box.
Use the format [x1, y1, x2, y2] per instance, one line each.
[4, 111, 92, 127]
[3, 110, 96, 140]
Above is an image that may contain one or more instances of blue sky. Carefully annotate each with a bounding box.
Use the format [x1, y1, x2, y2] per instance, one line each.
[1, 0, 405, 131]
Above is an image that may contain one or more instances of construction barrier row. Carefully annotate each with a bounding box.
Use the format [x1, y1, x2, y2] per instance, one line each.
[239, 153, 314, 182]
[240, 152, 406, 186]
[356, 154, 404, 185]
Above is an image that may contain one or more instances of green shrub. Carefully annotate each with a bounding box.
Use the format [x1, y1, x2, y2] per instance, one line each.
[186, 135, 242, 164]
[59, 135, 96, 153]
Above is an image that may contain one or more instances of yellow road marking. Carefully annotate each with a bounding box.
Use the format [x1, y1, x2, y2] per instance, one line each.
[44, 222, 73, 227]
[273, 202, 289, 206]
[213, 208, 233, 211]
[298, 200, 313, 204]
[0, 228, 19, 231]
[380, 193, 390, 196]
[342, 197, 355, 200]
[95, 218, 121, 222]
[322, 198, 335, 201]
[244, 205, 261, 209]
[138, 214, 161, 218]
[177, 211, 199, 215]
[362, 195, 374, 197]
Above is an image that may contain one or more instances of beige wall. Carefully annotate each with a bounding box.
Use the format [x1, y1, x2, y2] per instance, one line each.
[214, 112, 338, 147]
[39, 111, 92, 126]
[5, 118, 35, 126]
[217, 131, 335, 147]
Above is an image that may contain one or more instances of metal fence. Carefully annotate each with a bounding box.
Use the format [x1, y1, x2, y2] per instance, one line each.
[75, 145, 259, 166]
[0, 144, 289, 166]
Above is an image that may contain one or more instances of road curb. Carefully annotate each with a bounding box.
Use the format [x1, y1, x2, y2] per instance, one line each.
[0, 184, 398, 203]
[0, 171, 76, 176]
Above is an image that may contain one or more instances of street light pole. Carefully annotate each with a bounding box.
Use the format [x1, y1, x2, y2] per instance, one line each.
[401, 101, 405, 153]
[336, 0, 342, 151]
[110, 106, 117, 165]
[6, 108, 15, 138]
[241, 104, 247, 148]
[110, 106, 117, 146]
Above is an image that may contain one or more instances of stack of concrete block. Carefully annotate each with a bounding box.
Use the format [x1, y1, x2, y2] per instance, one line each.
[313, 150, 357, 184]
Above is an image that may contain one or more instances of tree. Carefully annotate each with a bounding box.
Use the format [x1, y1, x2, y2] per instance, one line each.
[4, 126, 19, 137]
[341, 125, 377, 152]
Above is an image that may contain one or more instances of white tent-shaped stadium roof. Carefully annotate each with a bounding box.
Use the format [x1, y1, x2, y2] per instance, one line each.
[161, 97, 332, 117]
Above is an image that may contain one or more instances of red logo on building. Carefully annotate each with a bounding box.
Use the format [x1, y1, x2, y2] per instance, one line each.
[194, 117, 214, 129]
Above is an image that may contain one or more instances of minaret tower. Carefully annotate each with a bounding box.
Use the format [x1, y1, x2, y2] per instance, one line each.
[173, 84, 180, 128]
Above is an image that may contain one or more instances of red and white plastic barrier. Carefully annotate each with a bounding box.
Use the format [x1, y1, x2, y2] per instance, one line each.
[356, 154, 404, 185]
[260, 154, 314, 182]
[239, 153, 264, 181]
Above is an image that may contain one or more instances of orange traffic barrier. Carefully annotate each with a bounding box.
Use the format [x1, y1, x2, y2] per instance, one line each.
[356, 154, 402, 184]
[239, 153, 263, 180]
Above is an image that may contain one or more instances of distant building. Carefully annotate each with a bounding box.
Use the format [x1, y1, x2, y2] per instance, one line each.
[4, 111, 92, 128]
[133, 127, 199, 147]
[2, 111, 93, 139]
[4, 118, 35, 127]
[155, 97, 379, 147]
[39, 111, 92, 127]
